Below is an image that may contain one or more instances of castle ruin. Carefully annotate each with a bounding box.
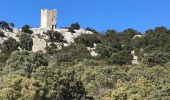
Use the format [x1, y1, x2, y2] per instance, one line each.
[32, 9, 57, 52]
[0, 9, 98, 56]
[41, 9, 57, 31]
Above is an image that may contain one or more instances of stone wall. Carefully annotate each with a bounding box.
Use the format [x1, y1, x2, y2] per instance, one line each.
[32, 37, 47, 52]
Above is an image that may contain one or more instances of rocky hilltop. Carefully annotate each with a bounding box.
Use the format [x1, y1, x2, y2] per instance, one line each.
[0, 26, 98, 56]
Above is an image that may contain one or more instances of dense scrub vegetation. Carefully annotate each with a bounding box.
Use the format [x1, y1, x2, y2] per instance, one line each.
[0, 21, 170, 99]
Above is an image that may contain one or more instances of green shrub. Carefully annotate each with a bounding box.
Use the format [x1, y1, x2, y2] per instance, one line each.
[19, 33, 33, 51]
[0, 31, 5, 37]
[5, 51, 49, 75]
[68, 22, 80, 33]
[81, 59, 98, 66]
[21, 25, 33, 34]
[0, 37, 20, 54]
[54, 53, 73, 63]
[95, 44, 118, 58]
[74, 34, 101, 47]
[0, 53, 10, 63]
[143, 51, 170, 66]
[44, 31, 65, 42]
[107, 50, 133, 65]
[61, 44, 92, 62]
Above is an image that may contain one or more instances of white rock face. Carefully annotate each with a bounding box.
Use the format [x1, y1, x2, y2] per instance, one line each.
[60, 31, 74, 43]
[131, 35, 143, 64]
[0, 27, 97, 57]
[58, 29, 94, 44]
[131, 50, 139, 64]
[57, 28, 98, 56]
[0, 37, 7, 44]
[90, 51, 98, 57]
[133, 35, 142, 39]
[31, 28, 95, 53]
[87, 43, 98, 57]
[0, 29, 20, 44]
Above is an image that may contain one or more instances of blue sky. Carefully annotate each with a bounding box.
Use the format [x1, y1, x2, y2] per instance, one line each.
[0, 0, 170, 32]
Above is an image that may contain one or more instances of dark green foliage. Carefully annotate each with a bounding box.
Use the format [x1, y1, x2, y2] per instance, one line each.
[96, 66, 129, 89]
[85, 27, 99, 34]
[21, 25, 33, 34]
[1, 25, 170, 99]
[5, 51, 48, 75]
[48, 43, 92, 65]
[31, 52, 49, 67]
[101, 30, 122, 50]
[121, 28, 141, 46]
[122, 28, 141, 38]
[81, 59, 99, 66]
[143, 27, 170, 53]
[44, 30, 65, 42]
[54, 53, 73, 63]
[103, 29, 118, 40]
[61, 44, 92, 62]
[46, 43, 58, 54]
[95, 44, 117, 58]
[9, 23, 14, 28]
[49, 43, 57, 49]
[95, 29, 134, 65]
[0, 37, 19, 53]
[31, 67, 92, 100]
[143, 51, 170, 66]
[107, 50, 133, 65]
[0, 53, 10, 66]
[0, 53, 9, 62]
[74, 34, 101, 47]
[19, 33, 33, 51]
[68, 22, 80, 33]
[57, 71, 87, 100]
[131, 37, 143, 49]
[0, 31, 5, 37]
[0, 21, 13, 31]
[0, 21, 9, 30]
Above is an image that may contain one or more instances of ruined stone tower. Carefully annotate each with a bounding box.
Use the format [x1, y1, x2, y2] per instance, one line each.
[41, 9, 57, 30]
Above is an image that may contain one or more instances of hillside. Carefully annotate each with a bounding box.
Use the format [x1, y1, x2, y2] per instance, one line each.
[0, 21, 170, 99]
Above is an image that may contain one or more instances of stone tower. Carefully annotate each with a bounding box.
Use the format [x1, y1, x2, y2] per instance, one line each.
[41, 9, 57, 30]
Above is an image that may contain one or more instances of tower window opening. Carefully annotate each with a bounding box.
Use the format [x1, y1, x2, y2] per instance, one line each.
[52, 25, 54, 31]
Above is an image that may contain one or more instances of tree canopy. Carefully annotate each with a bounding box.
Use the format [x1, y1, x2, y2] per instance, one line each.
[0, 23, 170, 99]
